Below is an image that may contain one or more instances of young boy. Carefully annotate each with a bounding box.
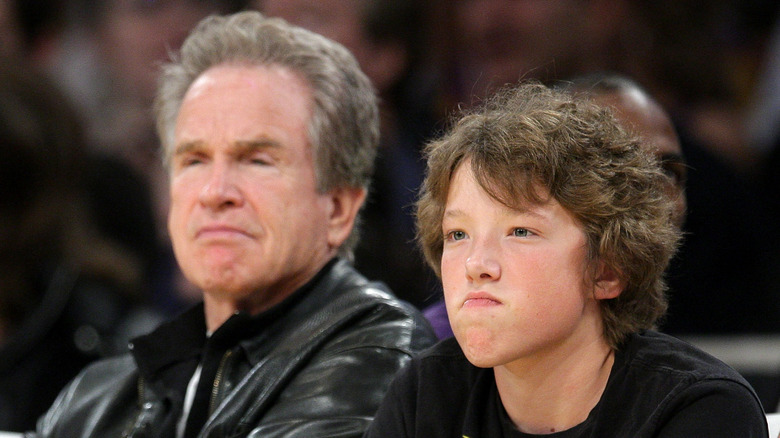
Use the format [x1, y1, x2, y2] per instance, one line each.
[365, 82, 767, 437]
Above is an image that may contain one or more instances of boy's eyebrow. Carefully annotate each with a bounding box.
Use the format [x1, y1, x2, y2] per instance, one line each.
[443, 205, 551, 222]
[443, 208, 465, 220]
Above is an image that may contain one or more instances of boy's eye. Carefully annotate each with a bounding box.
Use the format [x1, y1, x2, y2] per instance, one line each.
[447, 230, 467, 241]
[513, 228, 529, 237]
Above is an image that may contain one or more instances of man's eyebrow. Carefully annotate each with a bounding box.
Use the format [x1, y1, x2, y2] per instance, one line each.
[174, 140, 204, 156]
[235, 139, 282, 150]
[173, 138, 282, 156]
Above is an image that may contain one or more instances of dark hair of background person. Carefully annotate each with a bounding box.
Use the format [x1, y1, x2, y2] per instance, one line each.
[77, 0, 249, 27]
[254, 0, 444, 308]
[350, 0, 444, 309]
[0, 59, 162, 432]
[3, 0, 66, 54]
[560, 71, 780, 333]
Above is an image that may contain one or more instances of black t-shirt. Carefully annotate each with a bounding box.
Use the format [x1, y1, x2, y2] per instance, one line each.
[365, 331, 767, 437]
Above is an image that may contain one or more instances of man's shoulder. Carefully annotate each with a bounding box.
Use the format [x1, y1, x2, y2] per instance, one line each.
[314, 260, 435, 336]
[265, 259, 437, 355]
[35, 354, 139, 435]
[60, 355, 138, 398]
[320, 280, 437, 355]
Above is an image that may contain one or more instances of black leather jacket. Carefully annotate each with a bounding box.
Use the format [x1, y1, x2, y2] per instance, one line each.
[32, 259, 437, 437]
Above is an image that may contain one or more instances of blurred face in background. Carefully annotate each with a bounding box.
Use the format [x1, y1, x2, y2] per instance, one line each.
[258, 0, 364, 56]
[0, 0, 22, 58]
[257, 0, 408, 94]
[451, 0, 586, 96]
[593, 89, 688, 228]
[97, 0, 229, 104]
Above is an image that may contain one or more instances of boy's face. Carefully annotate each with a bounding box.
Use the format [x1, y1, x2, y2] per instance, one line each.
[440, 163, 608, 369]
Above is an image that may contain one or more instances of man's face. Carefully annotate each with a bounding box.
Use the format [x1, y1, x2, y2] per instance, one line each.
[168, 64, 340, 314]
[440, 163, 608, 369]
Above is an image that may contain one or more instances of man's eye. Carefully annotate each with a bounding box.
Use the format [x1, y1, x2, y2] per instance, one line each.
[179, 156, 203, 167]
[247, 153, 273, 165]
[512, 228, 530, 237]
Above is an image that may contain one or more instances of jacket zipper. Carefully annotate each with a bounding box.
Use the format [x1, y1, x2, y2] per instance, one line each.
[209, 349, 234, 414]
[121, 377, 147, 438]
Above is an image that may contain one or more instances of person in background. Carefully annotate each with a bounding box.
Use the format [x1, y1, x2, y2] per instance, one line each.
[29, 0, 251, 314]
[575, 73, 780, 335]
[1, 0, 166, 314]
[0, 61, 162, 432]
[366, 82, 767, 437]
[31, 11, 435, 437]
[256, 0, 442, 310]
[564, 74, 688, 229]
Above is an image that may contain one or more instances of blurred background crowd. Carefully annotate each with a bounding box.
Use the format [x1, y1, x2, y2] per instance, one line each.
[2, 0, 780, 431]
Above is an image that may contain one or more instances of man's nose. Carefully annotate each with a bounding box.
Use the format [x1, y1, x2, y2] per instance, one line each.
[199, 162, 242, 209]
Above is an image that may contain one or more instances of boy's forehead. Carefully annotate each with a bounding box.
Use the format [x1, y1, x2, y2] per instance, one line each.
[447, 163, 553, 212]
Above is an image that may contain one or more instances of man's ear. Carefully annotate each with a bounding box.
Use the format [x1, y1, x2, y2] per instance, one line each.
[326, 187, 366, 250]
[593, 261, 625, 300]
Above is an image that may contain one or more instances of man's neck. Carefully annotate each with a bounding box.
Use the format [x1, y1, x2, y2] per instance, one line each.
[202, 258, 338, 332]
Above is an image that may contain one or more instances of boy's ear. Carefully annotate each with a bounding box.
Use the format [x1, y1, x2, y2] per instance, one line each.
[593, 261, 625, 300]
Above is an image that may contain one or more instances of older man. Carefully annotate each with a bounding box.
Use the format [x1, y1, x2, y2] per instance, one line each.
[33, 11, 435, 438]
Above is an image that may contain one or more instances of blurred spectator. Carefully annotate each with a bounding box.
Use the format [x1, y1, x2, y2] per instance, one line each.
[257, 0, 442, 308]
[0, 0, 67, 64]
[2, 0, 186, 314]
[0, 60, 163, 432]
[0, 0, 23, 59]
[430, 0, 780, 175]
[434, 0, 635, 106]
[747, 8, 780, 156]
[60, 0, 247, 229]
[565, 73, 780, 334]
[567, 74, 688, 229]
[37, 0, 251, 312]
